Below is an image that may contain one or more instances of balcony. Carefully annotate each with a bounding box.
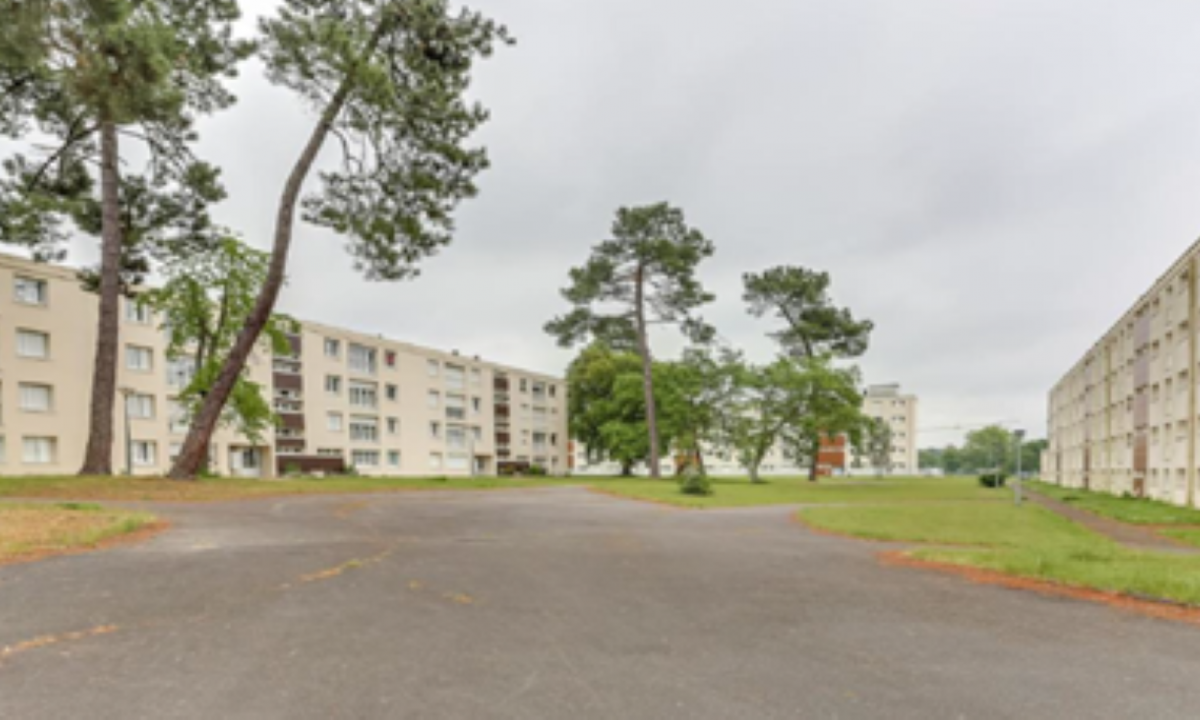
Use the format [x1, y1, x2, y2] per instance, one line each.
[446, 407, 466, 421]
[274, 400, 304, 414]
[274, 372, 303, 391]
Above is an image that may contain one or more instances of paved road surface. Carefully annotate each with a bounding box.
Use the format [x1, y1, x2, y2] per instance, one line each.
[2, 487, 1198, 719]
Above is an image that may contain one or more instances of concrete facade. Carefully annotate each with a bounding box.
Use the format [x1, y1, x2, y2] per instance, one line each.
[0, 254, 569, 478]
[1044, 239, 1200, 508]
[852, 384, 920, 473]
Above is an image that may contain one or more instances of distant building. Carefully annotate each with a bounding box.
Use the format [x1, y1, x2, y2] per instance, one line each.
[572, 384, 919, 477]
[0, 253, 569, 478]
[1044, 239, 1200, 508]
[850, 384, 920, 474]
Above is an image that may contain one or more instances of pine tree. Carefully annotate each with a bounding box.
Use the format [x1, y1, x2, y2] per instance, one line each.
[1, 0, 252, 474]
[546, 203, 715, 478]
[169, 0, 511, 478]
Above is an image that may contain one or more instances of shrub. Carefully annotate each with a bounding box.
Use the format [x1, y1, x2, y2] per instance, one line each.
[284, 462, 302, 477]
[527, 464, 547, 477]
[978, 472, 1007, 488]
[678, 467, 713, 496]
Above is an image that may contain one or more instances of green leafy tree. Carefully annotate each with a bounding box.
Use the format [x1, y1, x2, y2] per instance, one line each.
[1, 0, 252, 475]
[655, 347, 745, 474]
[566, 344, 645, 475]
[170, 0, 511, 479]
[1021, 438, 1048, 477]
[145, 237, 296, 460]
[546, 203, 715, 478]
[778, 358, 866, 482]
[866, 418, 895, 476]
[918, 447, 941, 472]
[961, 425, 1014, 473]
[743, 266, 873, 359]
[727, 358, 808, 484]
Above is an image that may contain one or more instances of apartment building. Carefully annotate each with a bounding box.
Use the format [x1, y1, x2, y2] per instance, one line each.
[851, 384, 920, 473]
[1044, 239, 1200, 508]
[0, 253, 570, 478]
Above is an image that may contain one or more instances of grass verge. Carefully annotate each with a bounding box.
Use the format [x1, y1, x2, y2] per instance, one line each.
[0, 475, 559, 503]
[1028, 481, 1200, 526]
[581, 475, 1003, 508]
[800, 500, 1200, 607]
[0, 502, 157, 565]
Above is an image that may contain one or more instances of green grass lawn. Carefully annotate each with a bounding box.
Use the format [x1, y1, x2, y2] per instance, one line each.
[581, 475, 1004, 508]
[0, 502, 156, 564]
[799, 490, 1200, 606]
[1159, 528, 1200, 548]
[0, 474, 559, 503]
[801, 502, 1099, 548]
[1028, 481, 1200, 526]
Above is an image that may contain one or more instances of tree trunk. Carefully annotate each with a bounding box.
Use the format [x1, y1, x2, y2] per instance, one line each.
[808, 444, 820, 483]
[78, 121, 124, 476]
[633, 265, 660, 479]
[168, 20, 389, 480]
[748, 463, 761, 484]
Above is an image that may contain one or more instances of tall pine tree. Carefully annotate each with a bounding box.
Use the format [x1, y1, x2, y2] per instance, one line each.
[0, 0, 251, 474]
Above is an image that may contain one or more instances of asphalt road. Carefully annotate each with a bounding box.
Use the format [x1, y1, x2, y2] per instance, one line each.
[2, 487, 1198, 719]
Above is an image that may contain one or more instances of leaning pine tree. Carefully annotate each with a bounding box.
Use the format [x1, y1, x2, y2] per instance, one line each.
[0, 0, 252, 475]
[168, 0, 511, 479]
[546, 204, 715, 479]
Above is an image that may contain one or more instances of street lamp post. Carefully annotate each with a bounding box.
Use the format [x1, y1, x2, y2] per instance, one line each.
[1013, 428, 1026, 506]
[119, 386, 135, 476]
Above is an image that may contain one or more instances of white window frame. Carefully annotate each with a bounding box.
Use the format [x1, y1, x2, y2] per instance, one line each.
[326, 375, 343, 396]
[126, 393, 155, 420]
[327, 412, 344, 432]
[126, 345, 153, 372]
[131, 440, 157, 467]
[349, 416, 379, 443]
[125, 299, 153, 324]
[325, 338, 341, 358]
[14, 276, 48, 306]
[16, 329, 49, 359]
[22, 436, 56, 464]
[18, 383, 52, 413]
[348, 380, 379, 409]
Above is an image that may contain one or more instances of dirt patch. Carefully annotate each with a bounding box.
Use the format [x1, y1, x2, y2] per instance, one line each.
[881, 550, 1200, 627]
[0, 520, 168, 569]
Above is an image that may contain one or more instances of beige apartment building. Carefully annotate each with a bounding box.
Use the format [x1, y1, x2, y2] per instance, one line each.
[1045, 239, 1200, 509]
[851, 384, 920, 474]
[0, 253, 569, 478]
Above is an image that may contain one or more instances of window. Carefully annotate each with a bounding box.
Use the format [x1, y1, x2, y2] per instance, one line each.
[351, 450, 379, 467]
[19, 383, 52, 412]
[318, 448, 344, 458]
[427, 390, 440, 409]
[447, 454, 470, 472]
[169, 400, 190, 434]
[385, 351, 397, 368]
[349, 380, 378, 408]
[447, 425, 468, 450]
[16, 329, 49, 359]
[325, 338, 341, 358]
[0, 436, 4, 464]
[327, 412, 344, 432]
[388, 450, 401, 467]
[131, 441, 157, 467]
[126, 393, 155, 420]
[169, 442, 183, 462]
[126, 299, 152, 324]
[387, 417, 399, 435]
[427, 359, 440, 377]
[14, 276, 47, 306]
[429, 452, 443, 470]
[446, 394, 466, 420]
[429, 421, 441, 439]
[167, 356, 197, 389]
[470, 368, 482, 386]
[348, 343, 377, 374]
[350, 416, 378, 443]
[519, 379, 528, 393]
[472, 426, 483, 442]
[471, 397, 482, 415]
[445, 364, 466, 390]
[126, 345, 153, 372]
[386, 384, 398, 402]
[326, 375, 342, 396]
[549, 385, 557, 398]
[22, 437, 55, 464]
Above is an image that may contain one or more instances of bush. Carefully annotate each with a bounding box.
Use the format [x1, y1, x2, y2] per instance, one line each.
[527, 464, 547, 477]
[678, 467, 713, 496]
[978, 472, 1008, 488]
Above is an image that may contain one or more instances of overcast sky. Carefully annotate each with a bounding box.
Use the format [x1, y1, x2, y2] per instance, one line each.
[48, 1, 1200, 445]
